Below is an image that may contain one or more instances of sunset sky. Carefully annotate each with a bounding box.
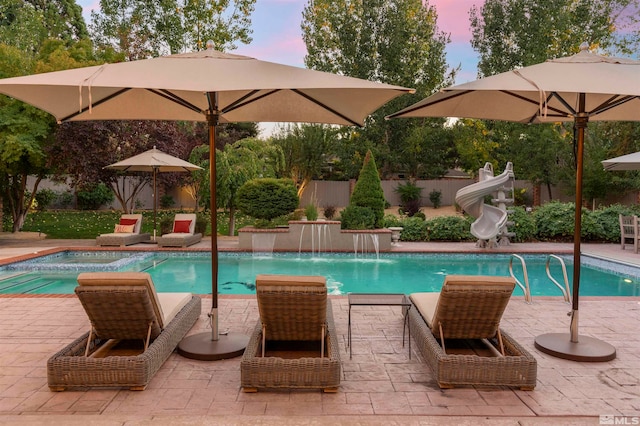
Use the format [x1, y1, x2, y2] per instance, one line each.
[77, 0, 481, 83]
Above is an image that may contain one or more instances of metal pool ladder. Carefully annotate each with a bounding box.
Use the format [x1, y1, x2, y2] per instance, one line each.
[509, 254, 532, 303]
[545, 254, 572, 303]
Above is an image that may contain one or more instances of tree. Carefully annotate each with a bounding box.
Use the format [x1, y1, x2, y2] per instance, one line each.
[216, 138, 284, 235]
[51, 120, 200, 212]
[301, 0, 453, 174]
[349, 150, 385, 228]
[470, 0, 623, 78]
[401, 123, 456, 179]
[0, 38, 113, 232]
[1, 0, 88, 54]
[468, 0, 628, 203]
[271, 124, 336, 197]
[90, 0, 256, 58]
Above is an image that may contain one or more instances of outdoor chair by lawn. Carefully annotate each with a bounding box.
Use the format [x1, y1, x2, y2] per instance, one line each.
[95, 214, 150, 246]
[409, 275, 537, 390]
[157, 213, 202, 248]
[241, 274, 341, 392]
[619, 214, 640, 252]
[47, 272, 201, 391]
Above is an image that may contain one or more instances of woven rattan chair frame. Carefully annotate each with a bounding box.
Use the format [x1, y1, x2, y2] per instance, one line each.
[47, 288, 201, 391]
[408, 305, 536, 390]
[241, 300, 341, 392]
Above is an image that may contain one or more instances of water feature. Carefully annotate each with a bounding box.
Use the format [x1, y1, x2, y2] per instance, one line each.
[352, 233, 379, 258]
[252, 233, 276, 255]
[298, 223, 333, 254]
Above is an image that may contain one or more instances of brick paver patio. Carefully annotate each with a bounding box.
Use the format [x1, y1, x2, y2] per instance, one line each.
[0, 237, 638, 425]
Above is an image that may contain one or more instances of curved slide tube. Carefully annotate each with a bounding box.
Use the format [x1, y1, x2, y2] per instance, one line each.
[455, 163, 514, 241]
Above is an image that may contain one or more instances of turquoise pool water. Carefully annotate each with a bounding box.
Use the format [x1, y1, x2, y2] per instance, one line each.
[1, 251, 640, 296]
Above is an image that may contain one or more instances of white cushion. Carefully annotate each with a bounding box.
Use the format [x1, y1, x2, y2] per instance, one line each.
[157, 293, 193, 326]
[410, 292, 440, 328]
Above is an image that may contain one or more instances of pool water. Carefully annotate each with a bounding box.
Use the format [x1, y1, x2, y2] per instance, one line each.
[1, 252, 640, 296]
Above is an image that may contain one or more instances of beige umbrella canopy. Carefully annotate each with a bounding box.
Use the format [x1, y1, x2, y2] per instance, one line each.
[105, 147, 202, 240]
[602, 151, 640, 171]
[389, 43, 640, 362]
[0, 44, 414, 360]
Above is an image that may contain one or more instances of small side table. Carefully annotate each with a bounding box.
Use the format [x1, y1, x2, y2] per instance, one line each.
[347, 293, 412, 359]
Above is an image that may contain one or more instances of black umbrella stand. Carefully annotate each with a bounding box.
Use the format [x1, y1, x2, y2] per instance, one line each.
[534, 101, 616, 362]
[177, 103, 249, 361]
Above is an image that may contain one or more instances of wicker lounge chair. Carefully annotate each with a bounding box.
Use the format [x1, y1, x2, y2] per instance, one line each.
[47, 272, 201, 391]
[157, 213, 202, 247]
[409, 275, 537, 390]
[95, 214, 151, 246]
[241, 274, 341, 392]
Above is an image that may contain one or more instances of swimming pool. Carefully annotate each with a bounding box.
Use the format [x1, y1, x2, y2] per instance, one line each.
[1, 251, 639, 296]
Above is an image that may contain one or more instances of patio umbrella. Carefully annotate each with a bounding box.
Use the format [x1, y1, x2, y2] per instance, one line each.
[602, 151, 640, 171]
[105, 147, 202, 241]
[388, 43, 640, 362]
[0, 43, 414, 360]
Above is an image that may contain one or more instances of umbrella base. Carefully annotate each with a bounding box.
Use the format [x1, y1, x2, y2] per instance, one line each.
[534, 333, 616, 362]
[178, 332, 248, 361]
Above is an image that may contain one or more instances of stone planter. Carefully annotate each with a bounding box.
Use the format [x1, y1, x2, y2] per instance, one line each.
[388, 227, 403, 245]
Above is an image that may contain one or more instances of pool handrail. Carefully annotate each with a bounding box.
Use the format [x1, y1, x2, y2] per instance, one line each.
[509, 254, 532, 304]
[545, 255, 571, 304]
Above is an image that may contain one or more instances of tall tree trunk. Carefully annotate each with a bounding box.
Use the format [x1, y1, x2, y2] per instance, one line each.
[228, 206, 236, 236]
[10, 174, 42, 232]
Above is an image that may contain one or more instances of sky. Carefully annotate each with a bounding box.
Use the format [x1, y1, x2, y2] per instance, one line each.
[76, 0, 481, 135]
[77, 0, 481, 82]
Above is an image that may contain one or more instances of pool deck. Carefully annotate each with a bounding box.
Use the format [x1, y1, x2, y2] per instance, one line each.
[0, 234, 639, 425]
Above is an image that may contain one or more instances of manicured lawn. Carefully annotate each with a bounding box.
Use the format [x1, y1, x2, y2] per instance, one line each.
[17, 209, 256, 239]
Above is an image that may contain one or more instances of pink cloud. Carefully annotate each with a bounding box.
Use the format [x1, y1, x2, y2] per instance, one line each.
[432, 0, 482, 43]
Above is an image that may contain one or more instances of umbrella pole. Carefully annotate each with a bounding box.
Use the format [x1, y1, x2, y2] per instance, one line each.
[534, 101, 615, 361]
[177, 101, 248, 361]
[153, 167, 157, 241]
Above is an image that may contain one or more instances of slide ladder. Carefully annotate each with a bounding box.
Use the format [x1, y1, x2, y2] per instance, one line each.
[455, 162, 515, 248]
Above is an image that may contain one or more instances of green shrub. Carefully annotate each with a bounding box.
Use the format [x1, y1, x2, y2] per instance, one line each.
[290, 209, 305, 221]
[513, 187, 531, 206]
[426, 215, 473, 241]
[429, 189, 442, 209]
[395, 181, 422, 216]
[304, 204, 318, 221]
[590, 204, 637, 242]
[397, 216, 428, 241]
[382, 214, 403, 228]
[349, 150, 385, 228]
[160, 194, 175, 209]
[76, 183, 114, 210]
[532, 201, 602, 241]
[236, 178, 299, 223]
[507, 206, 536, 242]
[413, 211, 426, 220]
[35, 188, 56, 211]
[339, 205, 376, 230]
[57, 190, 74, 208]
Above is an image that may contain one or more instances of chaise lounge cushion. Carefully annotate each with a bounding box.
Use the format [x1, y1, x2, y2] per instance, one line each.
[411, 274, 515, 339]
[157, 213, 202, 247]
[96, 214, 150, 246]
[408, 275, 536, 390]
[47, 272, 201, 391]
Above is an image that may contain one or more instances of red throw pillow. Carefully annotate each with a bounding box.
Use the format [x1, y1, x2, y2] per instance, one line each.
[173, 220, 192, 233]
[119, 218, 138, 226]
